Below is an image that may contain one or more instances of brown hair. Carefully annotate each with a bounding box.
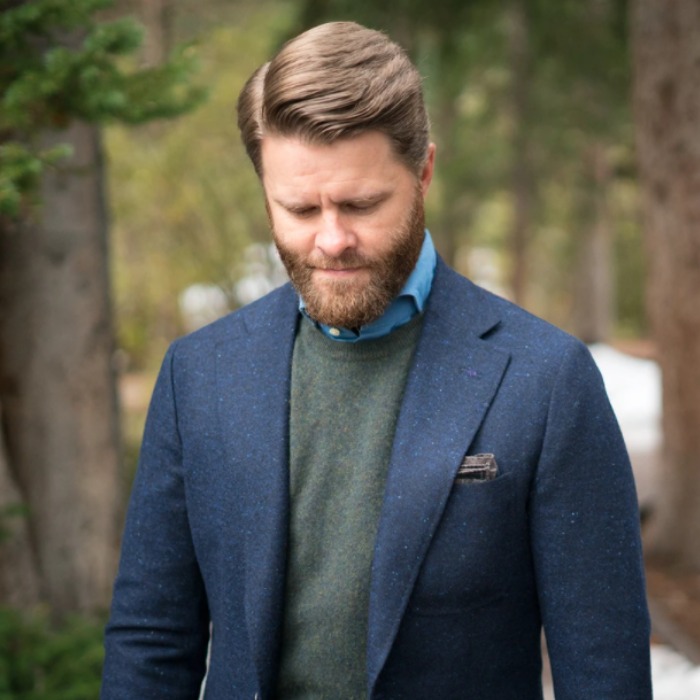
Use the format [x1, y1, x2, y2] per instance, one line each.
[236, 22, 430, 178]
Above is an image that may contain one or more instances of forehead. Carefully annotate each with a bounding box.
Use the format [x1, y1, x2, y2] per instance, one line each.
[260, 131, 415, 200]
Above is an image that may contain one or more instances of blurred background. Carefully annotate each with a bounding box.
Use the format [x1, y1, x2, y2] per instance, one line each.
[1, 0, 699, 696]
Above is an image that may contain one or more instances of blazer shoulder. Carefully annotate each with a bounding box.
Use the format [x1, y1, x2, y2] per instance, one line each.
[433, 260, 582, 354]
[171, 282, 297, 352]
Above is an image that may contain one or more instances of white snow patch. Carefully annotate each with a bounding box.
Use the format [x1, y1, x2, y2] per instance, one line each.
[651, 645, 700, 699]
[588, 343, 662, 454]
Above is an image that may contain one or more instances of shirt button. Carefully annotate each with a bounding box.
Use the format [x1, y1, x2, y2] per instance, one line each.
[329, 327, 341, 337]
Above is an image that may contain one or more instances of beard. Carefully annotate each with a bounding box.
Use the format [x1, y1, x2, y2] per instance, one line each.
[274, 189, 426, 329]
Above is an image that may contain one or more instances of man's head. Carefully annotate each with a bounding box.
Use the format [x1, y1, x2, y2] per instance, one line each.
[237, 22, 435, 329]
[237, 21, 431, 179]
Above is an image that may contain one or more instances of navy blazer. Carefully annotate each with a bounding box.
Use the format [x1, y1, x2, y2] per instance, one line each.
[102, 260, 652, 699]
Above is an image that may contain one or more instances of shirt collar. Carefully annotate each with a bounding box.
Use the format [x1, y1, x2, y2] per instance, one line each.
[299, 230, 437, 343]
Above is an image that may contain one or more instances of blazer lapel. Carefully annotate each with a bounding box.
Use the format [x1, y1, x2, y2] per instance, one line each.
[367, 262, 511, 687]
[215, 284, 298, 697]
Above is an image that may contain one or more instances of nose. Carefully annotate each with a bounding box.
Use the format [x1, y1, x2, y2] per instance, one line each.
[315, 210, 356, 258]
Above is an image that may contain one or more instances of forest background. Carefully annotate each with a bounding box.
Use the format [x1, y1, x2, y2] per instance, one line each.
[1, 0, 699, 696]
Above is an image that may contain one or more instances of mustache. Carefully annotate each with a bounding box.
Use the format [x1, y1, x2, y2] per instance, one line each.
[305, 251, 372, 270]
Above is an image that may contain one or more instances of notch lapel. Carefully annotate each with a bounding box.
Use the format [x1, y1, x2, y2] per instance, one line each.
[367, 264, 511, 688]
[214, 285, 298, 697]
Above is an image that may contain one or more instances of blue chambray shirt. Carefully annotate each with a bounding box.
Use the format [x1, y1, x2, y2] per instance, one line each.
[299, 230, 437, 343]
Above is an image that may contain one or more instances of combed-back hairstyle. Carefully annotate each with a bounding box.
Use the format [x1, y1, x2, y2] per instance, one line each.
[236, 21, 430, 178]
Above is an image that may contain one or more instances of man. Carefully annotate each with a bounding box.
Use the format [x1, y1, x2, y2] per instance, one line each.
[102, 21, 652, 700]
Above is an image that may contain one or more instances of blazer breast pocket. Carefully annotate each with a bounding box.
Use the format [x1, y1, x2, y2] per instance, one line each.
[410, 472, 530, 614]
[454, 453, 499, 483]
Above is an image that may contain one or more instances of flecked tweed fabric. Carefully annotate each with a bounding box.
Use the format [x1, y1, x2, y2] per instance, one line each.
[276, 314, 424, 699]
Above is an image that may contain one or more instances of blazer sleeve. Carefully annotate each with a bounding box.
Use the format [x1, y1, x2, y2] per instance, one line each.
[101, 343, 209, 699]
[529, 340, 652, 699]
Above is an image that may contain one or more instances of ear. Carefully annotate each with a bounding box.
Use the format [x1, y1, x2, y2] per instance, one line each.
[420, 143, 436, 196]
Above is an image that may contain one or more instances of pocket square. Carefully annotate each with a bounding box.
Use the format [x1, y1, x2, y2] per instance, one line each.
[456, 453, 499, 482]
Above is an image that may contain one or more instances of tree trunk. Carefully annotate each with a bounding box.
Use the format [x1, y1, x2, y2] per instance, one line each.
[631, 0, 700, 570]
[429, 34, 470, 269]
[431, 92, 461, 268]
[571, 144, 614, 344]
[0, 120, 123, 615]
[508, 0, 534, 306]
[140, 0, 173, 66]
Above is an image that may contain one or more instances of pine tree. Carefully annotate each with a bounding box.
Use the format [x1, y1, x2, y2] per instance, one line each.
[0, 0, 204, 615]
[0, 0, 204, 215]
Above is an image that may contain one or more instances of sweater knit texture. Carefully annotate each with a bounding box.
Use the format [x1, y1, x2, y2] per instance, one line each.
[276, 314, 423, 699]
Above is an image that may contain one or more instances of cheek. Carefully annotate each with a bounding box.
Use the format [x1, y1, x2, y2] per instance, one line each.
[270, 213, 312, 250]
[360, 211, 408, 252]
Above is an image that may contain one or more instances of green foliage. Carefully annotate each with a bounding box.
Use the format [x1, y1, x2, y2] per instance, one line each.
[0, 142, 71, 216]
[0, 608, 104, 699]
[0, 0, 205, 216]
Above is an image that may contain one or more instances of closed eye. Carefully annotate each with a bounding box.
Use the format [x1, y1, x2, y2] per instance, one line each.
[287, 205, 319, 218]
[340, 197, 385, 214]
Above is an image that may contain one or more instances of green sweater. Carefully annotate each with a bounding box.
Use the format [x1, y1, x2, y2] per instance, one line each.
[276, 315, 423, 699]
